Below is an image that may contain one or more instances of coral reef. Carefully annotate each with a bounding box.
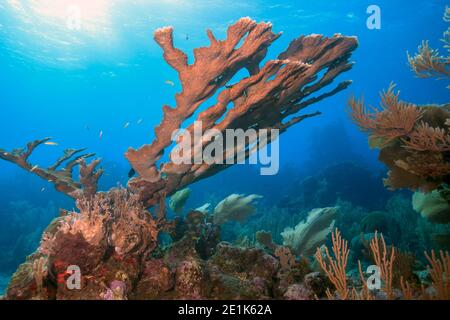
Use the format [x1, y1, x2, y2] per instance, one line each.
[5, 189, 171, 300]
[0, 18, 359, 300]
[316, 229, 450, 300]
[2, 17, 357, 210]
[348, 85, 450, 194]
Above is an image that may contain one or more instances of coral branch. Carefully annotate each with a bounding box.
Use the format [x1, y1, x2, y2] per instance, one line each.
[403, 121, 450, 152]
[348, 84, 425, 144]
[424, 250, 449, 300]
[126, 18, 357, 207]
[0, 138, 103, 199]
[315, 229, 350, 300]
[408, 41, 450, 79]
[369, 231, 396, 300]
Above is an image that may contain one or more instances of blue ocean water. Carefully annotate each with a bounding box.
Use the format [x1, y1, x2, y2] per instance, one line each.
[0, 0, 448, 295]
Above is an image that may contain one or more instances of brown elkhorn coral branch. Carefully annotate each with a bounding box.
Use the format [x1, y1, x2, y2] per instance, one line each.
[126, 17, 358, 207]
[0, 138, 103, 199]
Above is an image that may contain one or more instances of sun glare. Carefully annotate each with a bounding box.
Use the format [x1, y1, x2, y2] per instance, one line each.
[7, 0, 111, 34]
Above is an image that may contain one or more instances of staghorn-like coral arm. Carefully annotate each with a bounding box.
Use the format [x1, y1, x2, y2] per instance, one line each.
[127, 18, 358, 207]
[125, 18, 281, 184]
[0, 138, 103, 199]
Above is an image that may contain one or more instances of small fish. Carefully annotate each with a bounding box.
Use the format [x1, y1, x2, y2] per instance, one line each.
[137, 119, 143, 125]
[44, 141, 58, 146]
[124, 122, 130, 129]
[99, 130, 103, 140]
[128, 168, 136, 179]
[185, 34, 189, 40]
[165, 80, 175, 86]
[40, 187, 46, 192]
[30, 165, 38, 172]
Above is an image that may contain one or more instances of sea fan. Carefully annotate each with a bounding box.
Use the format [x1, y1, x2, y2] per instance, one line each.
[281, 207, 337, 256]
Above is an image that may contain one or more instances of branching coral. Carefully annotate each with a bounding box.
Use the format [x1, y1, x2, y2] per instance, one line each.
[408, 7, 449, 80]
[408, 41, 450, 79]
[424, 250, 449, 300]
[1, 18, 357, 211]
[403, 121, 450, 152]
[369, 231, 395, 300]
[348, 8, 450, 199]
[349, 97, 450, 192]
[316, 229, 450, 300]
[315, 229, 350, 300]
[348, 84, 425, 144]
[0, 138, 103, 199]
[125, 18, 358, 208]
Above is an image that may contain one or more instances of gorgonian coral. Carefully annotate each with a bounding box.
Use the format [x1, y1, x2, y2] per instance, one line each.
[348, 8, 450, 196]
[348, 84, 425, 144]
